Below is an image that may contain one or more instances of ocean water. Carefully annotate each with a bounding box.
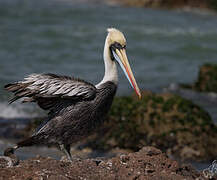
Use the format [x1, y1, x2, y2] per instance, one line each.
[0, 0, 217, 168]
[0, 0, 217, 118]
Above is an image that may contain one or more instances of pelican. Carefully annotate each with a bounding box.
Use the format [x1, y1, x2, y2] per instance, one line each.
[4, 28, 141, 161]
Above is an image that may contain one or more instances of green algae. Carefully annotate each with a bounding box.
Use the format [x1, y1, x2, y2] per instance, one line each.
[182, 63, 217, 93]
[88, 91, 217, 161]
[27, 89, 217, 161]
[195, 63, 217, 92]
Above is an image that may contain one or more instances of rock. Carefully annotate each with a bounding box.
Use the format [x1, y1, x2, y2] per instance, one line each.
[181, 63, 217, 93]
[0, 156, 13, 168]
[194, 63, 217, 93]
[180, 146, 200, 160]
[0, 147, 19, 168]
[0, 146, 205, 179]
[87, 91, 217, 161]
[112, 0, 217, 11]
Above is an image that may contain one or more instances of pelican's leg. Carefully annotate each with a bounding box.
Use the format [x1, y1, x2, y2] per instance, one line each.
[59, 144, 72, 162]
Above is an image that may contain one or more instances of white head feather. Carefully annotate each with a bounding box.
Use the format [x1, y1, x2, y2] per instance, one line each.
[96, 28, 127, 87]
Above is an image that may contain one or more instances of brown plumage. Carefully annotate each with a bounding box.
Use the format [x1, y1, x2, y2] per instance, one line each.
[4, 28, 141, 161]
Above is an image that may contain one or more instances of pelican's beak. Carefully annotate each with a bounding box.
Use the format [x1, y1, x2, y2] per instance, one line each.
[112, 48, 141, 99]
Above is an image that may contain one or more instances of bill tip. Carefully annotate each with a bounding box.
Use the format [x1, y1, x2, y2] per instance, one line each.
[137, 91, 142, 99]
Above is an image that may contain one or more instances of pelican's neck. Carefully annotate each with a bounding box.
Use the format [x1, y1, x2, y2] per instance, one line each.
[96, 37, 118, 88]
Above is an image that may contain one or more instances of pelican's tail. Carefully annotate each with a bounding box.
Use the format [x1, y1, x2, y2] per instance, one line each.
[16, 136, 39, 147]
[4, 135, 41, 157]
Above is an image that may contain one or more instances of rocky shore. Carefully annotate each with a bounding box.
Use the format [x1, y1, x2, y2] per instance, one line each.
[0, 146, 209, 180]
[110, 0, 217, 11]
[86, 90, 217, 162]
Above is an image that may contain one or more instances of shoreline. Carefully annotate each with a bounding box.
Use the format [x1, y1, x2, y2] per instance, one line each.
[106, 0, 217, 12]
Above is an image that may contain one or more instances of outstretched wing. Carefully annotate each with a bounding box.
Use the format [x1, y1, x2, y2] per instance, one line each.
[5, 73, 96, 110]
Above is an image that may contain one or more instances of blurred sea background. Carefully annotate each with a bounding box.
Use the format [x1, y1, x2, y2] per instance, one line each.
[0, 0, 217, 169]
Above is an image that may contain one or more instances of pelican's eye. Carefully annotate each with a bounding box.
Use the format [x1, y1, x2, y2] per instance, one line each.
[110, 42, 126, 61]
[110, 42, 125, 50]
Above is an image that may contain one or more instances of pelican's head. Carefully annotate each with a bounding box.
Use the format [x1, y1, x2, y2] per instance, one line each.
[106, 28, 141, 99]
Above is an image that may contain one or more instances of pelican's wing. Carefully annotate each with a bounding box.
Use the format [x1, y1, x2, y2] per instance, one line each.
[5, 73, 96, 110]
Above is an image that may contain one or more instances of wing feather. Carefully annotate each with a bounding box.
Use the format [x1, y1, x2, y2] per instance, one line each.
[5, 73, 96, 110]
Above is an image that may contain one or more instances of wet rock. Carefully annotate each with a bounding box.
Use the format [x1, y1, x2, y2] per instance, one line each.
[87, 91, 217, 161]
[181, 63, 217, 93]
[0, 146, 206, 180]
[113, 0, 216, 11]
[194, 63, 217, 93]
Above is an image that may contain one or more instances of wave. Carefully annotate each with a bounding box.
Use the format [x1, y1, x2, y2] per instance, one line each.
[137, 27, 217, 37]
